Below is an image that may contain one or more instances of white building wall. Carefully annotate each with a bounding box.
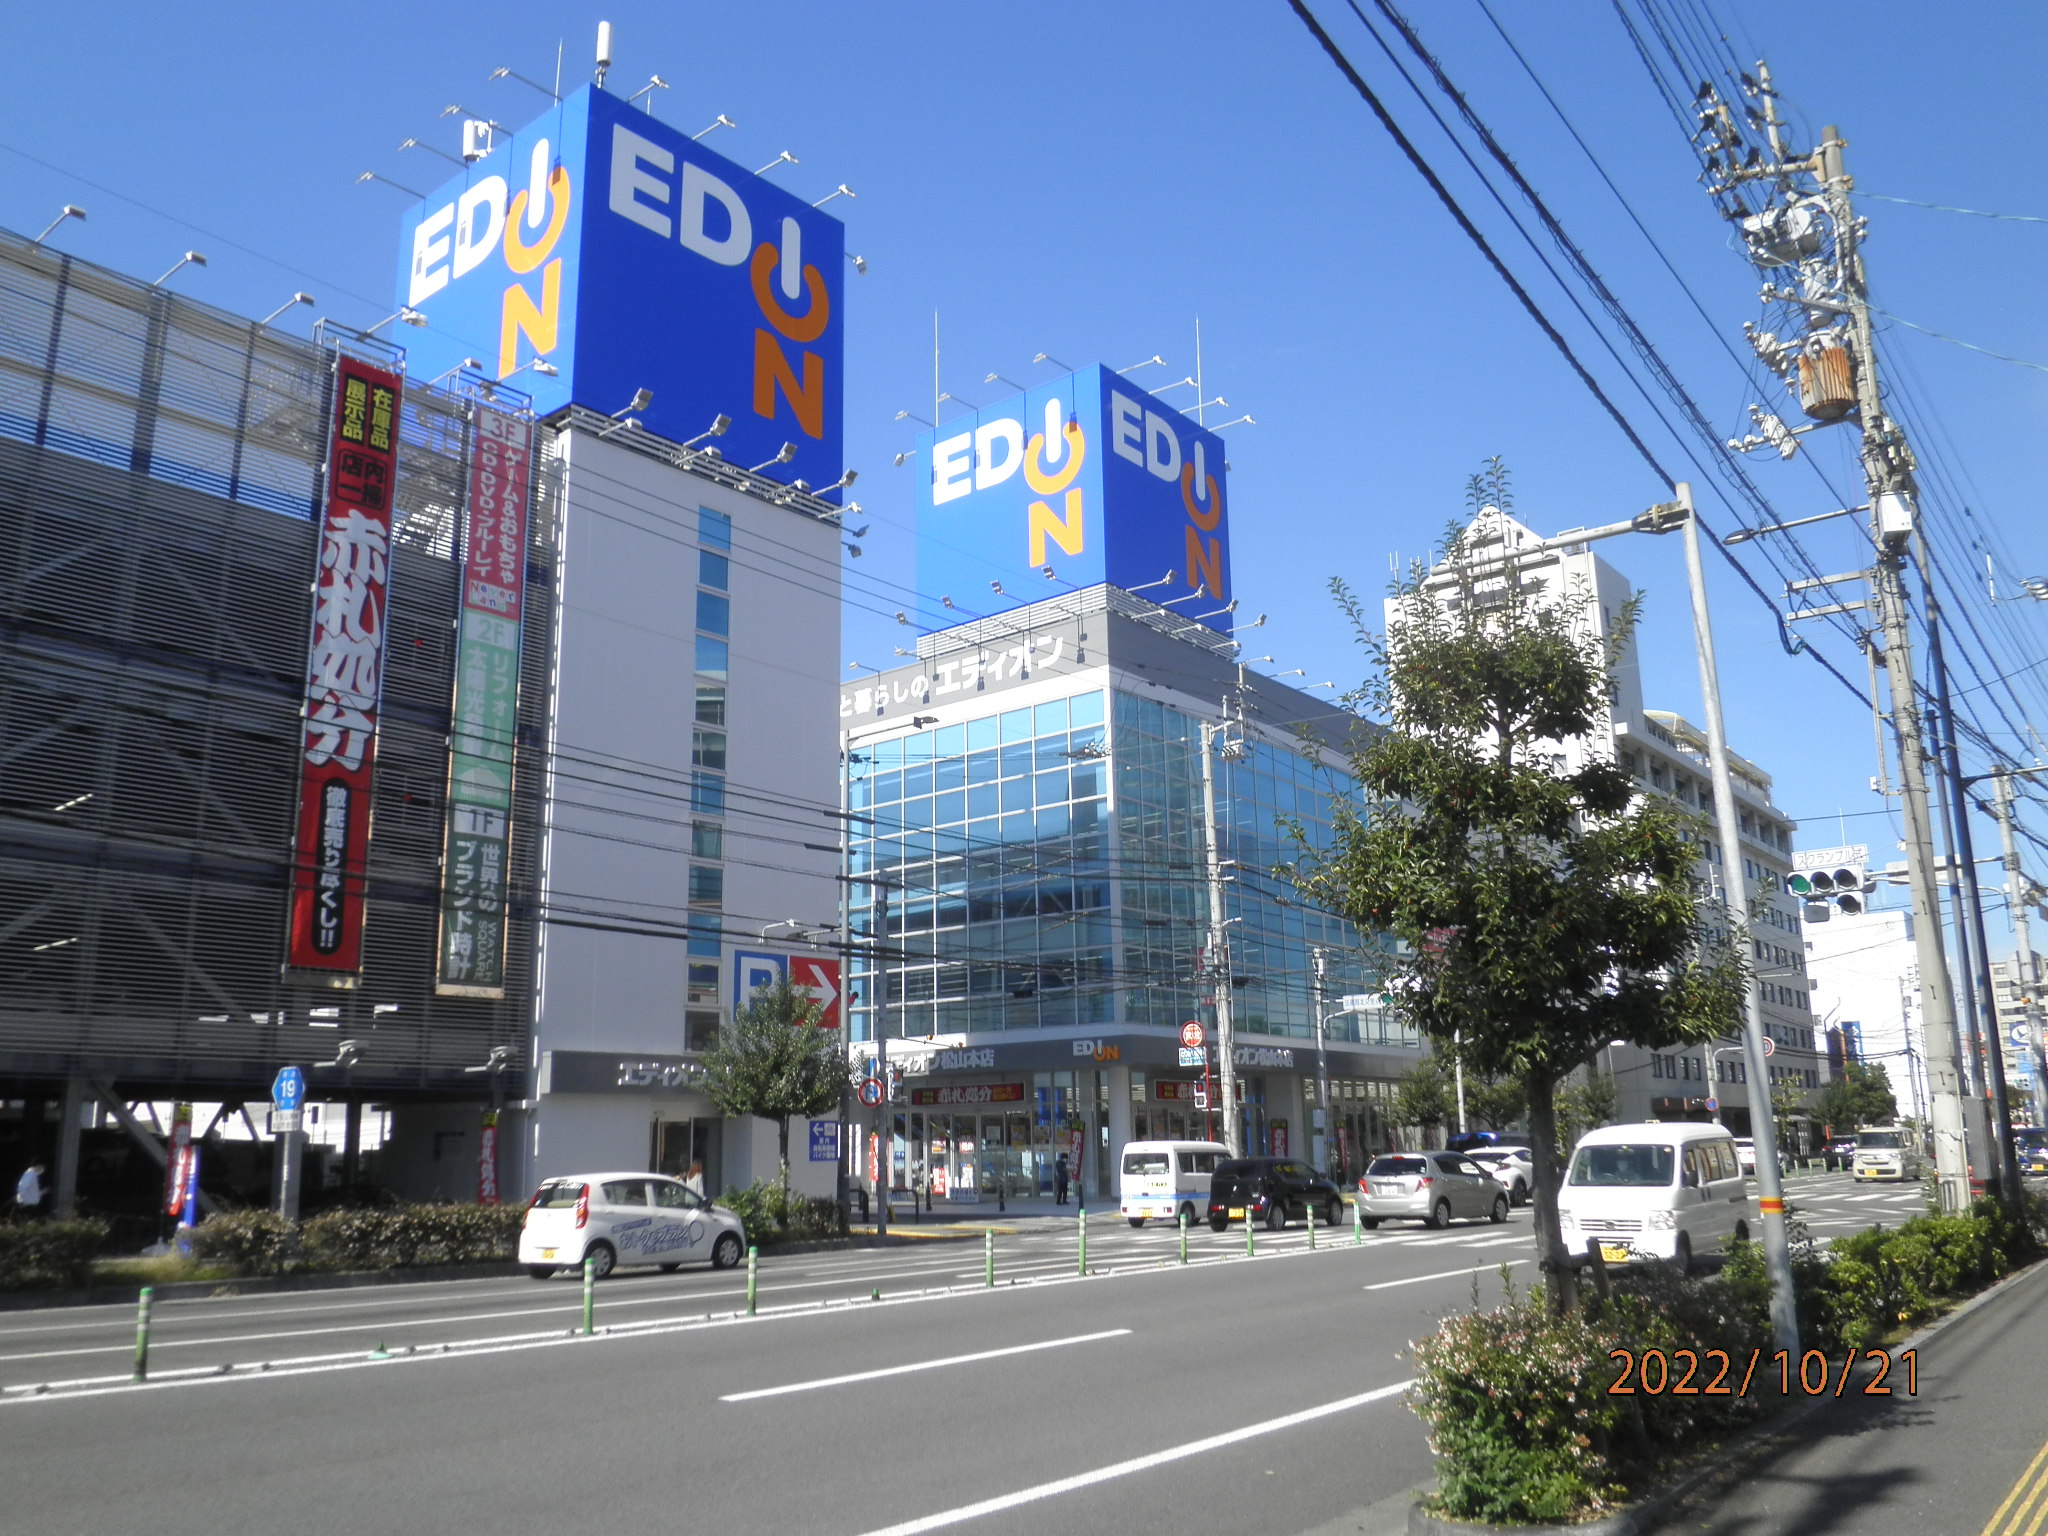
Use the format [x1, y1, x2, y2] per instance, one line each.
[1806, 906, 1926, 1119]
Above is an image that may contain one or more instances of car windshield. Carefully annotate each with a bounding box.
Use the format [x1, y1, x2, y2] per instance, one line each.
[1859, 1131, 1902, 1149]
[532, 1181, 585, 1208]
[1123, 1152, 1170, 1175]
[1369, 1156, 1426, 1177]
[1569, 1144, 1677, 1187]
[2016, 1129, 2048, 1151]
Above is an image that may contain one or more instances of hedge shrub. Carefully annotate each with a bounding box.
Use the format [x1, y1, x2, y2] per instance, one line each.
[300, 1203, 526, 1271]
[1411, 1194, 2043, 1525]
[716, 1180, 841, 1244]
[188, 1209, 300, 1277]
[0, 1219, 110, 1291]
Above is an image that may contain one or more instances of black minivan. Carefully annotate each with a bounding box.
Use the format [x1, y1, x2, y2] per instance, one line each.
[1206, 1157, 1345, 1232]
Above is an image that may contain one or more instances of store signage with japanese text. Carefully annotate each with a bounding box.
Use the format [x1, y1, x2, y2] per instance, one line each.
[1153, 1080, 1201, 1101]
[286, 356, 403, 975]
[436, 405, 535, 996]
[909, 1083, 1025, 1107]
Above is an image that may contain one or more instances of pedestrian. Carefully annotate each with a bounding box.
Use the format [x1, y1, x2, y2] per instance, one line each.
[13, 1161, 45, 1221]
[1054, 1152, 1070, 1206]
[682, 1161, 705, 1199]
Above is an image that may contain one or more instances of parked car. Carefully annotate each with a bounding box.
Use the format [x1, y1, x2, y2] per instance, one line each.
[1119, 1139, 1227, 1228]
[1445, 1130, 1504, 1155]
[1734, 1138, 1790, 1178]
[520, 1172, 748, 1279]
[1205, 1157, 1345, 1232]
[1557, 1122, 1755, 1273]
[1823, 1135, 1857, 1172]
[2017, 1128, 2048, 1178]
[1357, 1151, 1508, 1230]
[1464, 1146, 1535, 1205]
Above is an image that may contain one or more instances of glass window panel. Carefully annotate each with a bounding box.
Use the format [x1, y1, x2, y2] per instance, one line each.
[689, 865, 724, 904]
[694, 635, 728, 678]
[698, 549, 729, 590]
[1037, 804, 1070, 838]
[874, 770, 902, 802]
[1073, 798, 1104, 833]
[935, 756, 967, 792]
[934, 789, 966, 824]
[967, 748, 999, 785]
[696, 590, 731, 635]
[692, 773, 725, 815]
[692, 731, 727, 771]
[1069, 690, 1105, 728]
[691, 822, 723, 858]
[698, 506, 733, 550]
[1001, 810, 1034, 843]
[1001, 777, 1033, 813]
[695, 684, 726, 726]
[999, 707, 1033, 742]
[870, 737, 903, 771]
[1070, 762, 1103, 799]
[968, 783, 1000, 819]
[1034, 767, 1069, 804]
[935, 723, 965, 755]
[687, 914, 721, 957]
[1034, 736, 1070, 772]
[999, 741, 1033, 778]
[967, 715, 998, 751]
[903, 762, 933, 798]
[907, 730, 933, 764]
[1034, 699, 1068, 735]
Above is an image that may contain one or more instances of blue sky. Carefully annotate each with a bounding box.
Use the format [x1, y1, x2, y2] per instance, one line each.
[6, 2, 2047, 908]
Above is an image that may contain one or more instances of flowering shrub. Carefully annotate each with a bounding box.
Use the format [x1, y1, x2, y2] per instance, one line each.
[0, 1218, 109, 1291]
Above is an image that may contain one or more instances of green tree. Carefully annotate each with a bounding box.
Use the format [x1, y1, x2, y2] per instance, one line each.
[1393, 1058, 1453, 1141]
[1810, 1061, 1899, 1135]
[1286, 507, 1745, 1309]
[699, 977, 855, 1206]
[1464, 1071, 1527, 1133]
[1553, 1067, 1619, 1158]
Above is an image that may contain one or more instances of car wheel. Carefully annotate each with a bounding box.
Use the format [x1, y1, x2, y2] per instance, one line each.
[1489, 1193, 1509, 1224]
[1674, 1233, 1694, 1275]
[525, 1264, 557, 1281]
[1178, 1202, 1198, 1228]
[1512, 1178, 1529, 1207]
[1362, 1216, 1381, 1230]
[1427, 1199, 1451, 1231]
[1264, 1201, 1287, 1231]
[711, 1232, 744, 1270]
[1322, 1198, 1342, 1228]
[583, 1242, 616, 1281]
[1209, 1212, 1229, 1234]
[1128, 1217, 1146, 1229]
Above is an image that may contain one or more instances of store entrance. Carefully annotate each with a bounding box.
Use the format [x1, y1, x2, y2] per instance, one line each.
[652, 1117, 719, 1195]
[913, 1110, 1032, 1200]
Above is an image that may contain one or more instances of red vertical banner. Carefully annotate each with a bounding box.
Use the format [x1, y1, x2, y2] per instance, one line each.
[478, 1109, 501, 1205]
[163, 1103, 193, 1216]
[287, 356, 403, 975]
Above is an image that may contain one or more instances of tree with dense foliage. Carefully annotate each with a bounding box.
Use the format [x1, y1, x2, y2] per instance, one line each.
[1286, 479, 1745, 1309]
[1393, 1059, 1453, 1141]
[1810, 1061, 1900, 1135]
[700, 977, 855, 1206]
[1552, 1067, 1619, 1158]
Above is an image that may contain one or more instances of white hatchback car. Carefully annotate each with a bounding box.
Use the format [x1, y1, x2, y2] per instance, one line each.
[1465, 1146, 1535, 1206]
[520, 1172, 748, 1280]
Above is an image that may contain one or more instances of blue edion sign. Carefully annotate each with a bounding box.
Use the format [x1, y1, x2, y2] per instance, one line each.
[395, 87, 844, 487]
[915, 366, 1232, 630]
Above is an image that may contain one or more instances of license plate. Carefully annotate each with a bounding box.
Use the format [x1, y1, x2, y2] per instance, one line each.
[1599, 1244, 1630, 1264]
[540, 1248, 557, 1258]
[1229, 1208, 1245, 1219]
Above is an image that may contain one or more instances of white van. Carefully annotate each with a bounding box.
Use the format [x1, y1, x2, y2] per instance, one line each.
[1852, 1126, 1926, 1182]
[1556, 1122, 1756, 1272]
[1119, 1140, 1228, 1228]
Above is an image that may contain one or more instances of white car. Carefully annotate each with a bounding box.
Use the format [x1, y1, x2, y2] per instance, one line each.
[520, 1172, 747, 1279]
[1733, 1138, 1791, 1178]
[1465, 1146, 1535, 1206]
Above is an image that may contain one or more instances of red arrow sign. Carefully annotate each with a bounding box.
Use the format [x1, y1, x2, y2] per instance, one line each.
[791, 956, 841, 1030]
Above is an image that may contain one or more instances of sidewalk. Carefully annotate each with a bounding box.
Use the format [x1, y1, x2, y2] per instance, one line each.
[1651, 1257, 2048, 1535]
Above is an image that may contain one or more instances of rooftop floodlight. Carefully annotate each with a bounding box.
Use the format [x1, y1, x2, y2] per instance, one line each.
[895, 611, 912, 625]
[813, 469, 858, 496]
[500, 355, 558, 382]
[893, 449, 917, 466]
[438, 104, 513, 135]
[610, 387, 654, 418]
[463, 1044, 517, 1073]
[1115, 354, 1167, 375]
[1043, 565, 1059, 580]
[893, 646, 915, 657]
[1212, 415, 1256, 430]
[812, 183, 856, 208]
[628, 75, 671, 111]
[940, 595, 957, 609]
[1229, 612, 1269, 634]
[316, 1040, 362, 1070]
[357, 170, 427, 198]
[692, 113, 738, 141]
[895, 409, 933, 427]
[1126, 570, 1176, 594]
[487, 64, 561, 101]
[398, 136, 462, 165]
[430, 356, 487, 386]
[749, 442, 797, 472]
[680, 414, 732, 450]
[31, 205, 86, 245]
[366, 307, 428, 334]
[1032, 352, 1070, 371]
[1151, 376, 1197, 394]
[1183, 396, 1227, 415]
[845, 542, 863, 558]
[152, 250, 207, 286]
[985, 372, 1024, 392]
[258, 291, 316, 326]
[847, 253, 868, 274]
[937, 390, 975, 412]
[1159, 583, 1211, 607]
[753, 150, 799, 176]
[990, 580, 1007, 596]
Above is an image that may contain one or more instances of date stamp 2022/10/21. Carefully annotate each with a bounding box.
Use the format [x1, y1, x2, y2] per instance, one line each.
[1608, 1347, 1918, 1398]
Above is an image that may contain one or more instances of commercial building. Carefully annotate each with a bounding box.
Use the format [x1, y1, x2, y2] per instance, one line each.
[1800, 852, 1929, 1121]
[1413, 509, 1825, 1140]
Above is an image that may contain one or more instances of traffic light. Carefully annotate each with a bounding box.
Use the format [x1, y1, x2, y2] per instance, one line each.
[1789, 864, 1868, 919]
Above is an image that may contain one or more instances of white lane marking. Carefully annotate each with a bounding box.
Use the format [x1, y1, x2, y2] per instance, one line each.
[720, 1329, 1129, 1402]
[854, 1379, 1413, 1536]
[1451, 1236, 1529, 1249]
[1364, 1260, 1529, 1291]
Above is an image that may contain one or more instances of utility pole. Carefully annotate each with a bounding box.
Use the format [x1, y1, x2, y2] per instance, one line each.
[873, 879, 892, 1239]
[1199, 717, 1241, 1157]
[1310, 947, 1336, 1173]
[1993, 771, 2048, 1124]
[1697, 83, 1975, 1211]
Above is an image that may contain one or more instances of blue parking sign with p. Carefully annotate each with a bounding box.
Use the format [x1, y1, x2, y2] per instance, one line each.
[733, 951, 786, 1014]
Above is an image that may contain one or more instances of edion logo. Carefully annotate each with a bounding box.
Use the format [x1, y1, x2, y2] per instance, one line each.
[1107, 389, 1224, 603]
[605, 125, 830, 442]
[408, 137, 573, 380]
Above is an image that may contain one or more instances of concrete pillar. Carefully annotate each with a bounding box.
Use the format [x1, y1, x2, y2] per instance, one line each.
[52, 1077, 86, 1217]
[341, 1098, 362, 1190]
[1106, 1064, 1133, 1192]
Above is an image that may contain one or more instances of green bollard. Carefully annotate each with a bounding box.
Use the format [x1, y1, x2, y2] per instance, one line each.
[582, 1254, 596, 1336]
[1246, 1215, 1256, 1258]
[746, 1245, 759, 1316]
[1354, 1198, 1363, 1245]
[1308, 1201, 1317, 1250]
[985, 1228, 996, 1288]
[1077, 1207, 1088, 1276]
[133, 1286, 154, 1382]
[1179, 1208, 1189, 1265]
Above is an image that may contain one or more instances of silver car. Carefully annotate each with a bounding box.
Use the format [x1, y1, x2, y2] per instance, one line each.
[1358, 1151, 1509, 1229]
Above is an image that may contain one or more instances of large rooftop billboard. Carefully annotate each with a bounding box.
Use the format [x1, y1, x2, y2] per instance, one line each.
[395, 87, 844, 487]
[915, 366, 1233, 631]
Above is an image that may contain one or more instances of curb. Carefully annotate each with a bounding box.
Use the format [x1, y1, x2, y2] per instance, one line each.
[1405, 1252, 2048, 1536]
[0, 1260, 528, 1312]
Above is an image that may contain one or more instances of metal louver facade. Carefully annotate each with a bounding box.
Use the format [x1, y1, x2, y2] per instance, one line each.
[0, 228, 557, 1099]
